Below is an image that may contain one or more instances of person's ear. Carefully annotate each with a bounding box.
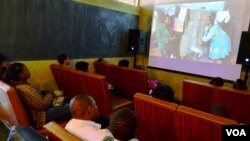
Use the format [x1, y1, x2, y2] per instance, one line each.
[87, 106, 92, 114]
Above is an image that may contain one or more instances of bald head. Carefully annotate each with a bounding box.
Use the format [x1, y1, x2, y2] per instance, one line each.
[70, 95, 99, 121]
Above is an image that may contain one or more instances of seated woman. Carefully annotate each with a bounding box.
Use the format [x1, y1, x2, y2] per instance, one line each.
[3, 62, 71, 128]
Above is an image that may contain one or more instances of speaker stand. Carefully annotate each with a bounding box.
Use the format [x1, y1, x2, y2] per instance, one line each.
[244, 65, 249, 85]
[133, 51, 137, 68]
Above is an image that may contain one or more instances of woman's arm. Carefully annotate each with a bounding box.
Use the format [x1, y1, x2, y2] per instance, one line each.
[15, 84, 53, 110]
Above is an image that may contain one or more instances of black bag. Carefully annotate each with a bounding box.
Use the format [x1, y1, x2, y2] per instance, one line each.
[7, 126, 48, 141]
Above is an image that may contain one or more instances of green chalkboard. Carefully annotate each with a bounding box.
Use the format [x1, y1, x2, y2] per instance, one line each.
[0, 0, 138, 60]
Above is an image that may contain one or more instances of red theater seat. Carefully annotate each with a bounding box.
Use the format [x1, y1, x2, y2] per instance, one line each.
[134, 93, 178, 141]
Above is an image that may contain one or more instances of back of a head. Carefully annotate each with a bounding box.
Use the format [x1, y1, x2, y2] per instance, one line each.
[108, 108, 137, 141]
[96, 58, 107, 63]
[57, 53, 68, 65]
[233, 79, 247, 90]
[0, 53, 8, 67]
[118, 59, 129, 67]
[209, 77, 224, 87]
[3, 62, 25, 84]
[75, 61, 89, 72]
[210, 104, 228, 118]
[70, 94, 99, 121]
[151, 85, 174, 102]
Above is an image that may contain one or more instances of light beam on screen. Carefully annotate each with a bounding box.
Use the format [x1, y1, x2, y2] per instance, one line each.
[148, 0, 249, 80]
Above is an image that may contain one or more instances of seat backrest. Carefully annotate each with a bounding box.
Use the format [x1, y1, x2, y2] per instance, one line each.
[80, 72, 113, 118]
[93, 62, 110, 82]
[212, 86, 250, 124]
[134, 93, 178, 141]
[175, 105, 238, 141]
[60, 68, 113, 119]
[0, 81, 30, 127]
[94, 62, 149, 100]
[125, 68, 149, 99]
[50, 64, 66, 91]
[108, 65, 128, 98]
[43, 121, 82, 141]
[182, 80, 215, 112]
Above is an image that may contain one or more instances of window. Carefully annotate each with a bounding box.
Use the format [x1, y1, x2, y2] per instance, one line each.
[115, 0, 139, 6]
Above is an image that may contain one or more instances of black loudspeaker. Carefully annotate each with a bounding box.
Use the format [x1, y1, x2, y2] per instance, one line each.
[236, 31, 250, 65]
[128, 29, 146, 53]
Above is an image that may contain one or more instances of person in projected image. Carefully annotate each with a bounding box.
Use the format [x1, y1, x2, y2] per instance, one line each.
[199, 12, 231, 64]
[156, 12, 175, 58]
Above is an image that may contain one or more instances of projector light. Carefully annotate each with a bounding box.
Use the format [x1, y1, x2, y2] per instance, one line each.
[131, 47, 134, 50]
[245, 58, 249, 62]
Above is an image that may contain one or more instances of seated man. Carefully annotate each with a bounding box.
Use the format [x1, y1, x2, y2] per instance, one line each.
[118, 59, 129, 67]
[75, 61, 89, 72]
[65, 95, 113, 141]
[57, 53, 70, 67]
[108, 108, 138, 141]
[209, 77, 224, 86]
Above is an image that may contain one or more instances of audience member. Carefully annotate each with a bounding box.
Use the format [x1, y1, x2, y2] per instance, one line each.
[209, 77, 224, 86]
[210, 104, 228, 118]
[118, 59, 129, 67]
[108, 108, 137, 141]
[151, 84, 174, 102]
[75, 61, 89, 72]
[233, 78, 247, 90]
[65, 95, 113, 141]
[57, 53, 70, 67]
[0, 53, 9, 80]
[3, 62, 71, 128]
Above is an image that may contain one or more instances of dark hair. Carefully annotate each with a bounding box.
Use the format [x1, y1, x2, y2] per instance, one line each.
[75, 61, 89, 72]
[97, 58, 103, 62]
[233, 79, 247, 90]
[108, 108, 137, 140]
[118, 59, 129, 67]
[208, 12, 216, 23]
[57, 54, 68, 65]
[209, 77, 224, 87]
[0, 53, 8, 66]
[3, 62, 25, 84]
[151, 85, 174, 102]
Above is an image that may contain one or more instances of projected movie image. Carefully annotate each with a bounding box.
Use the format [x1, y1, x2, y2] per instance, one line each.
[150, 1, 238, 64]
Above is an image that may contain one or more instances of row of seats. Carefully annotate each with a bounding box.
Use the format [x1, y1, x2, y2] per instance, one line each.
[0, 78, 240, 141]
[134, 93, 238, 141]
[182, 79, 250, 124]
[94, 62, 149, 100]
[0, 80, 68, 139]
[50, 64, 133, 119]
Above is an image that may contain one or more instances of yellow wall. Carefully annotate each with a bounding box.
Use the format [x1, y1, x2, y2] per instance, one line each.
[21, 57, 134, 91]
[73, 0, 140, 15]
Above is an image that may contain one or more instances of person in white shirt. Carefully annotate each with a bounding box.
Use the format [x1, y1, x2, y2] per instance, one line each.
[65, 94, 113, 141]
